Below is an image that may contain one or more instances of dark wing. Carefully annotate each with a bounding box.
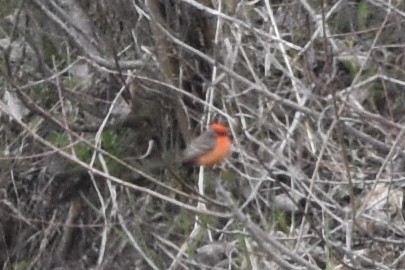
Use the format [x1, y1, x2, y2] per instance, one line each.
[182, 130, 217, 163]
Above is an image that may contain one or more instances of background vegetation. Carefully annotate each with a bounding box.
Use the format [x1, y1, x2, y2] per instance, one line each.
[0, 0, 404, 269]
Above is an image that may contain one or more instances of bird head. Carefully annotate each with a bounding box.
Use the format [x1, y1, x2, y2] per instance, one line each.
[210, 123, 229, 136]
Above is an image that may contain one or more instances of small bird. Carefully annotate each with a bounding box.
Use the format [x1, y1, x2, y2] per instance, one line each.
[182, 123, 232, 167]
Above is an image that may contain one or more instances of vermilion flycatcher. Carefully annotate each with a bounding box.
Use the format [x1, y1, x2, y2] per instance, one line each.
[182, 123, 232, 167]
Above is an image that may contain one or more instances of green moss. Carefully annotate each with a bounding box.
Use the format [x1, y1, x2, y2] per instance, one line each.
[49, 132, 69, 148]
[186, 224, 206, 257]
[30, 85, 53, 105]
[203, 173, 217, 193]
[41, 35, 59, 66]
[323, 217, 335, 270]
[0, 153, 12, 172]
[236, 224, 253, 270]
[75, 142, 93, 163]
[48, 130, 129, 177]
[48, 132, 92, 163]
[100, 130, 129, 175]
[340, 59, 358, 79]
[102, 130, 121, 156]
[0, 0, 18, 18]
[357, 1, 370, 30]
[5, 261, 30, 270]
[197, 213, 214, 229]
[221, 169, 236, 182]
[178, 212, 193, 236]
[62, 77, 81, 89]
[274, 209, 289, 233]
[173, 212, 206, 258]
[369, 83, 384, 103]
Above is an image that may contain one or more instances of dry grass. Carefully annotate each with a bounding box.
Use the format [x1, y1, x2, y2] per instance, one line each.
[0, 0, 405, 269]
